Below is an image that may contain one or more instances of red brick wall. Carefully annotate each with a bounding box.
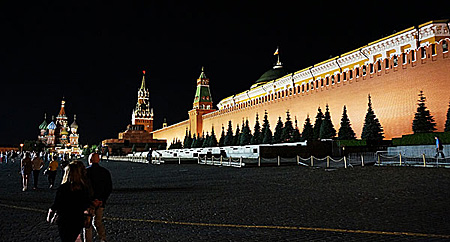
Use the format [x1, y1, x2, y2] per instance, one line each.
[154, 39, 450, 142]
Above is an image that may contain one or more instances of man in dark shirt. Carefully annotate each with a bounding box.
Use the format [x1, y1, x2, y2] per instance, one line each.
[83, 153, 112, 242]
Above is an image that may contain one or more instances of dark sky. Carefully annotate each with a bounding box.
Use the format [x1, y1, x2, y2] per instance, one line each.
[0, 1, 448, 146]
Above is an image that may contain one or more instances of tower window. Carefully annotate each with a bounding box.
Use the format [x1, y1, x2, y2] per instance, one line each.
[385, 59, 389, 69]
[431, 44, 436, 55]
[402, 53, 407, 64]
[411, 50, 416, 61]
[331, 75, 335, 85]
[362, 65, 367, 75]
[421, 47, 426, 59]
[349, 70, 353, 79]
[343, 72, 347, 81]
[337, 73, 340, 83]
[393, 55, 398, 66]
[377, 61, 381, 71]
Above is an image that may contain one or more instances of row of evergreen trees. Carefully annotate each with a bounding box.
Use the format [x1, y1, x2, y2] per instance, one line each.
[170, 91, 450, 149]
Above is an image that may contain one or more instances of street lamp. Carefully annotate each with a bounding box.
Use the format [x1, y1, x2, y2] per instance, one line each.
[20, 143, 24, 153]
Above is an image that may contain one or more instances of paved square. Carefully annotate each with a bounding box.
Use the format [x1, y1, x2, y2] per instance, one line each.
[1, 159, 449, 241]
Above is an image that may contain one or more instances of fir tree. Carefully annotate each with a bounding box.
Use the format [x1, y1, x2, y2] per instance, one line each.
[337, 105, 356, 140]
[302, 115, 314, 141]
[292, 117, 301, 142]
[183, 128, 192, 148]
[240, 119, 252, 145]
[131, 144, 136, 152]
[202, 132, 210, 148]
[313, 107, 324, 140]
[281, 110, 295, 142]
[319, 104, 336, 139]
[233, 124, 240, 146]
[445, 101, 450, 132]
[210, 127, 218, 147]
[251, 113, 262, 144]
[219, 125, 225, 146]
[191, 134, 197, 148]
[224, 121, 233, 146]
[261, 110, 273, 144]
[361, 94, 384, 141]
[197, 132, 205, 148]
[412, 90, 436, 133]
[273, 116, 284, 143]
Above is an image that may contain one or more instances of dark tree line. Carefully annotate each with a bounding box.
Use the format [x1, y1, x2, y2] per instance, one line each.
[171, 91, 450, 149]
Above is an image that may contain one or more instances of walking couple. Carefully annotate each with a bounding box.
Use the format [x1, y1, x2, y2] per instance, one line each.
[47, 153, 112, 242]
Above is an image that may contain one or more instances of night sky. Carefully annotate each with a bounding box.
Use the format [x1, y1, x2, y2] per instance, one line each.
[1, 1, 448, 146]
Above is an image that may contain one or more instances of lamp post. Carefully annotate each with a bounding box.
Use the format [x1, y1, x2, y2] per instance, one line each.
[20, 143, 24, 154]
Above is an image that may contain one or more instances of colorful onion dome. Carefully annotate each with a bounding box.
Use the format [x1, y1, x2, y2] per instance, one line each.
[47, 121, 56, 130]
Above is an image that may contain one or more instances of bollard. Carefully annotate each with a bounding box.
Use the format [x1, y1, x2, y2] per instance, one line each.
[297, 155, 299, 165]
[377, 153, 381, 165]
[326, 156, 330, 168]
[361, 154, 364, 167]
[422, 153, 426, 167]
[240, 157, 242, 167]
[220, 155, 223, 166]
[399, 152, 402, 166]
[277, 156, 280, 166]
[344, 156, 347, 168]
[258, 156, 261, 167]
[178, 157, 181, 165]
[311, 156, 314, 167]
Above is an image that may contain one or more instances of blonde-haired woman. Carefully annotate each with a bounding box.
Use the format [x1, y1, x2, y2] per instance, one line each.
[47, 161, 91, 242]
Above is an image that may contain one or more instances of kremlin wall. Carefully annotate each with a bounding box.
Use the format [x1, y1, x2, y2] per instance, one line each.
[151, 20, 450, 145]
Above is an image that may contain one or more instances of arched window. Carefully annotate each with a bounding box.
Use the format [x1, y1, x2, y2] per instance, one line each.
[306, 83, 309, 91]
[443, 40, 448, 52]
[355, 67, 359, 77]
[393, 55, 398, 66]
[362, 65, 367, 75]
[331, 75, 335, 85]
[343, 72, 347, 81]
[377, 61, 381, 71]
[326, 77, 329, 86]
[411, 50, 416, 62]
[402, 53, 407, 64]
[385, 58, 389, 69]
[337, 73, 340, 83]
[321, 79, 324, 87]
[349, 70, 353, 79]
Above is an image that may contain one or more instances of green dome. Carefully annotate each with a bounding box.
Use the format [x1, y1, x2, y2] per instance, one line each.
[254, 65, 289, 86]
[39, 120, 48, 130]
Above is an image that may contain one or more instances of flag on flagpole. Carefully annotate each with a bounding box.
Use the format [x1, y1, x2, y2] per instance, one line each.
[274, 47, 279, 55]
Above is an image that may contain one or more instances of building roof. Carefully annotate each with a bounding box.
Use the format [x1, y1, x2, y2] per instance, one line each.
[254, 64, 289, 86]
[70, 115, 78, 129]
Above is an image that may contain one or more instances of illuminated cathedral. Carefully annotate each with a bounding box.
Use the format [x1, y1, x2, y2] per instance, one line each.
[38, 99, 81, 155]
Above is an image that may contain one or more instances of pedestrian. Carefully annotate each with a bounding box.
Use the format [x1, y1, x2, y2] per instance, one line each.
[32, 153, 44, 189]
[83, 153, 112, 242]
[435, 136, 445, 159]
[20, 152, 33, 191]
[47, 156, 59, 189]
[47, 161, 92, 242]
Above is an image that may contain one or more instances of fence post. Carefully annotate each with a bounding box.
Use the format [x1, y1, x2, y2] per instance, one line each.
[344, 156, 347, 168]
[399, 152, 402, 166]
[422, 153, 426, 167]
[278, 156, 280, 166]
[326, 156, 330, 168]
[361, 154, 364, 167]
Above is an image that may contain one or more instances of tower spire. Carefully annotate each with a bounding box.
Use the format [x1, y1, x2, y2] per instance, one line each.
[273, 46, 282, 68]
[140, 70, 146, 90]
[193, 66, 213, 110]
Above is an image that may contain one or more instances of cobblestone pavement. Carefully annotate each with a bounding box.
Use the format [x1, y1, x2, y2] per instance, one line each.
[1, 159, 449, 241]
